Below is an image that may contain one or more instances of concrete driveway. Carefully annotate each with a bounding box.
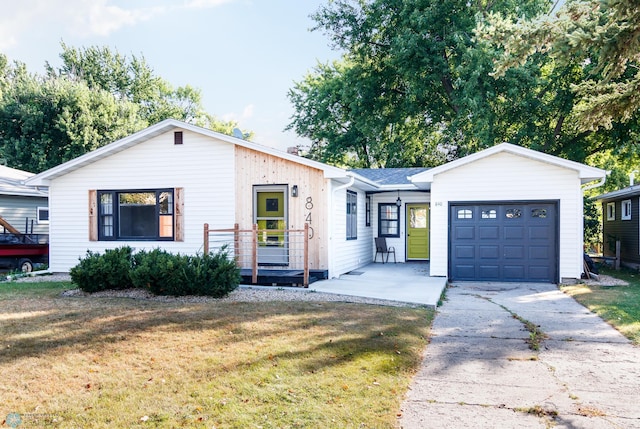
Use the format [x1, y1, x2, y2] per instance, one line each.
[400, 282, 640, 429]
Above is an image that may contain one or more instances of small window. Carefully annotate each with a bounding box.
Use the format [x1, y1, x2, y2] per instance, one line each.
[346, 191, 357, 240]
[37, 207, 49, 224]
[365, 196, 371, 227]
[506, 208, 522, 219]
[622, 200, 632, 220]
[379, 203, 400, 237]
[457, 209, 473, 219]
[481, 209, 496, 219]
[174, 131, 183, 145]
[606, 202, 616, 221]
[532, 208, 547, 218]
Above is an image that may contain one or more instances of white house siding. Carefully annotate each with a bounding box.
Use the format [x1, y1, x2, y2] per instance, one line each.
[429, 152, 583, 282]
[329, 184, 373, 278]
[0, 195, 49, 235]
[48, 129, 236, 272]
[370, 191, 431, 262]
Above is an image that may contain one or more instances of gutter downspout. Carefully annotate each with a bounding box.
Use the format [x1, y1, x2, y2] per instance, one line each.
[333, 173, 356, 193]
[581, 173, 608, 192]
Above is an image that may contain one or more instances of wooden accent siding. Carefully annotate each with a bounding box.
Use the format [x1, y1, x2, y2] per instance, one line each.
[88, 190, 97, 241]
[235, 146, 328, 270]
[602, 198, 640, 264]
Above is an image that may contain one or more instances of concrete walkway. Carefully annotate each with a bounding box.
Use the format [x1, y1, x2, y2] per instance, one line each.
[399, 282, 640, 428]
[311, 262, 447, 308]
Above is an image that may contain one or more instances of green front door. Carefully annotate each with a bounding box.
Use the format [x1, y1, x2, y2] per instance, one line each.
[255, 187, 288, 265]
[406, 204, 429, 260]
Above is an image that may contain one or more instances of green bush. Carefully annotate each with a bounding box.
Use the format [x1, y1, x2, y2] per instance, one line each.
[131, 248, 191, 296]
[71, 246, 240, 297]
[70, 246, 134, 292]
[187, 248, 241, 298]
[132, 247, 240, 297]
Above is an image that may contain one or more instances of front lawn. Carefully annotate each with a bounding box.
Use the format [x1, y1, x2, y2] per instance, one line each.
[0, 281, 433, 428]
[561, 267, 640, 345]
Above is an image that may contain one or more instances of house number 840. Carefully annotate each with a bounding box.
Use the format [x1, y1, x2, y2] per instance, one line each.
[305, 197, 314, 239]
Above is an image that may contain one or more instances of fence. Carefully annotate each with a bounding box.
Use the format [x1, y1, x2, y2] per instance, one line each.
[204, 223, 309, 286]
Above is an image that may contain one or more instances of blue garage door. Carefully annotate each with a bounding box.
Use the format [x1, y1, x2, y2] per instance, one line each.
[450, 202, 558, 282]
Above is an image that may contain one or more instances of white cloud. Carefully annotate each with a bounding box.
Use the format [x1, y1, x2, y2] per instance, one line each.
[0, 0, 236, 49]
[222, 103, 255, 123]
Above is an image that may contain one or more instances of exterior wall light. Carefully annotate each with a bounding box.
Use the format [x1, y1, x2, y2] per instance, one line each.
[291, 185, 298, 198]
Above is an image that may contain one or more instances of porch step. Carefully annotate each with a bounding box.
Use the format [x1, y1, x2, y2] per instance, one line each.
[239, 269, 327, 287]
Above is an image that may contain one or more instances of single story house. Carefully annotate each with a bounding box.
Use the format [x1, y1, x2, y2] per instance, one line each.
[0, 165, 48, 235]
[26, 119, 606, 283]
[596, 183, 640, 267]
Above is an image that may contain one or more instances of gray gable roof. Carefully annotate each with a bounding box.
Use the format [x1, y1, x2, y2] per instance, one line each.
[0, 165, 47, 198]
[350, 167, 430, 186]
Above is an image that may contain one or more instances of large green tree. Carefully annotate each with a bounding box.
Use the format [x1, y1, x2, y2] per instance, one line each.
[0, 45, 248, 173]
[288, 0, 638, 167]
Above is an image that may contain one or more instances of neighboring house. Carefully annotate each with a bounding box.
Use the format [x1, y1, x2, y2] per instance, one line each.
[595, 184, 640, 267]
[26, 119, 606, 283]
[0, 165, 48, 235]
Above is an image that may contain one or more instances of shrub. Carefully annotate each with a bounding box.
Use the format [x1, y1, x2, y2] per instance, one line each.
[131, 247, 240, 297]
[70, 246, 134, 292]
[131, 249, 191, 296]
[187, 248, 241, 297]
[70, 246, 240, 297]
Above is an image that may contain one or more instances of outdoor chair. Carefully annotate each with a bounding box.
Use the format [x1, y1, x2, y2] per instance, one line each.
[375, 237, 396, 264]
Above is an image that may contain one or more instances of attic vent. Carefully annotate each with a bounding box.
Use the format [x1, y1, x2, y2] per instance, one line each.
[174, 131, 183, 145]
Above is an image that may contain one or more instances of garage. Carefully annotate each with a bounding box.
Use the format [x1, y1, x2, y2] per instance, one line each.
[408, 143, 607, 283]
[449, 202, 558, 283]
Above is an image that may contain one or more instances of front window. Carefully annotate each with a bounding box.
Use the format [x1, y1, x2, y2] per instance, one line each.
[37, 207, 49, 224]
[346, 191, 358, 240]
[98, 189, 174, 240]
[379, 203, 400, 237]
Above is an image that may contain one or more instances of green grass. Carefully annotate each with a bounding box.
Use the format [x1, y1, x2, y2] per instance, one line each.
[561, 267, 640, 345]
[0, 280, 433, 428]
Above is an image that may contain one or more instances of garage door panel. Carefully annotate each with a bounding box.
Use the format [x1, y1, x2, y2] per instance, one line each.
[478, 245, 499, 259]
[503, 265, 526, 280]
[455, 245, 475, 258]
[529, 266, 552, 280]
[504, 245, 524, 259]
[504, 226, 525, 239]
[479, 226, 499, 239]
[450, 202, 557, 283]
[455, 226, 475, 239]
[529, 225, 551, 239]
[529, 246, 549, 259]
[478, 265, 500, 279]
[454, 265, 476, 279]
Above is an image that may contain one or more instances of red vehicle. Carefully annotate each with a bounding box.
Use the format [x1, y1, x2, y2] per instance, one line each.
[0, 217, 48, 272]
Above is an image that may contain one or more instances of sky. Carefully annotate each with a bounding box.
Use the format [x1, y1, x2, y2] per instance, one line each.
[0, 0, 342, 151]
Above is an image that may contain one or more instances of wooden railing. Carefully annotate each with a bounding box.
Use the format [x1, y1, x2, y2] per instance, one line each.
[204, 223, 310, 286]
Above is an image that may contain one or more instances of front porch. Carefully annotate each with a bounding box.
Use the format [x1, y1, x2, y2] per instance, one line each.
[310, 262, 447, 308]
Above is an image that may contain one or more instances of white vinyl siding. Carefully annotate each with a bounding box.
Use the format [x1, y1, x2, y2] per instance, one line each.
[370, 192, 430, 263]
[0, 195, 49, 235]
[47, 130, 235, 272]
[330, 186, 372, 277]
[429, 151, 582, 282]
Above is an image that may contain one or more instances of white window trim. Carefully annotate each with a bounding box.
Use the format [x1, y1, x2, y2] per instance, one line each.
[37, 206, 49, 224]
[606, 202, 616, 221]
[622, 199, 632, 220]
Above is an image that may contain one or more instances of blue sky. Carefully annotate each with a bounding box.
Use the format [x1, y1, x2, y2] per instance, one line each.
[0, 0, 341, 151]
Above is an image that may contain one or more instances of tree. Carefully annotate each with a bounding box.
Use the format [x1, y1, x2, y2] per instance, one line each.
[488, 0, 640, 131]
[288, 0, 552, 167]
[0, 45, 249, 172]
[289, 0, 639, 167]
[0, 60, 143, 172]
